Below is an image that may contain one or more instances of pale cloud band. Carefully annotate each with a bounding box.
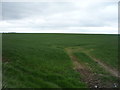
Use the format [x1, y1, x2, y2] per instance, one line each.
[0, 0, 119, 34]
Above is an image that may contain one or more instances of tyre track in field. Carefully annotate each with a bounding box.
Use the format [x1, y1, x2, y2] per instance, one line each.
[65, 48, 102, 88]
[65, 47, 119, 88]
[85, 53, 119, 78]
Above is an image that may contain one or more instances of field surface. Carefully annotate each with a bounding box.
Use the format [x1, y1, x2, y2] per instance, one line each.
[2, 33, 119, 88]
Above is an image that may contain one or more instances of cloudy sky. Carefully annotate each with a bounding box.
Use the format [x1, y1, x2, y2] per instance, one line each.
[0, 0, 119, 33]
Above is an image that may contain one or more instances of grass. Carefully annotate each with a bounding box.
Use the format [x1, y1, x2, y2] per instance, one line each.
[2, 33, 118, 88]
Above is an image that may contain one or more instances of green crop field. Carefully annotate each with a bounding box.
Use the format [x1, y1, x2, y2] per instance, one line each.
[2, 33, 119, 88]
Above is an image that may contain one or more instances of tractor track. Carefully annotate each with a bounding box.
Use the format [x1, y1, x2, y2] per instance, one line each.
[65, 47, 119, 88]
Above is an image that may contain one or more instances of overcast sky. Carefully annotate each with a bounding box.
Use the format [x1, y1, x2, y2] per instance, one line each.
[0, 0, 119, 33]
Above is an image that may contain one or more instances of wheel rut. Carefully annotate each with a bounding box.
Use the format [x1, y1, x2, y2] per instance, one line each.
[65, 47, 119, 88]
[65, 48, 101, 88]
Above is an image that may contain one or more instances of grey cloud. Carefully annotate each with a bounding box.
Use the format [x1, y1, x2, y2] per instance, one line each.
[2, 2, 75, 20]
[1, 1, 118, 33]
[2, 2, 47, 20]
